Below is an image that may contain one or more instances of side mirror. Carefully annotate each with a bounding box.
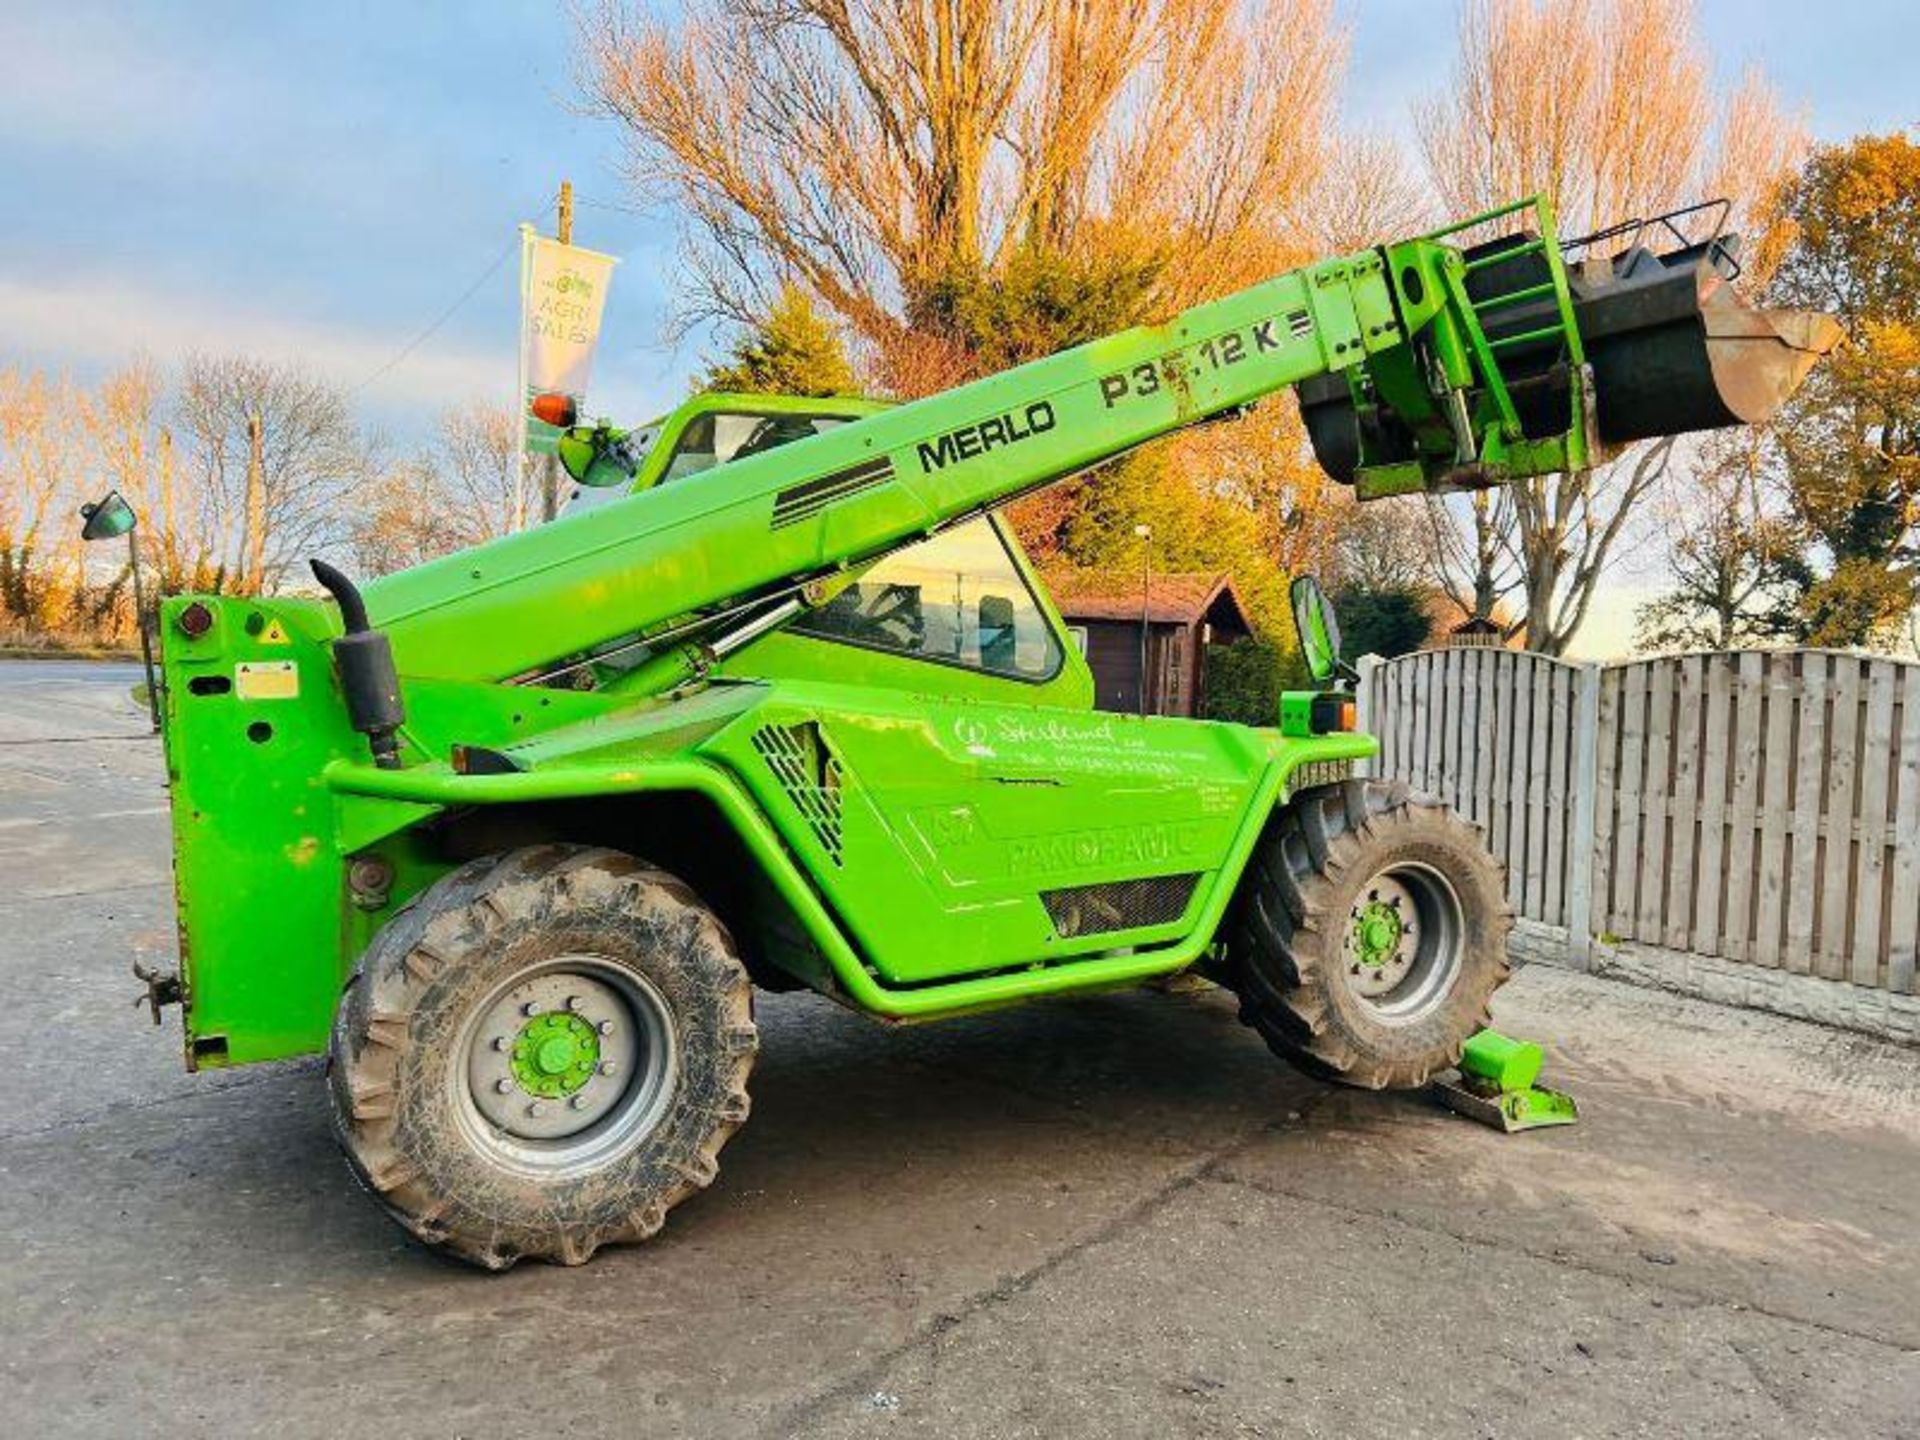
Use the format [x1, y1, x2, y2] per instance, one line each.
[1290, 575, 1351, 686]
[557, 423, 641, 490]
[77, 490, 161, 732]
[80, 490, 137, 542]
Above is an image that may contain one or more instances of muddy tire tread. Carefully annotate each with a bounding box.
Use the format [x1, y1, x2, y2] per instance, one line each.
[1229, 780, 1513, 1090]
[327, 845, 756, 1270]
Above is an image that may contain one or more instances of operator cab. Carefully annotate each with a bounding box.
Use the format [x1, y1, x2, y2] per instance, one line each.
[553, 391, 1078, 689]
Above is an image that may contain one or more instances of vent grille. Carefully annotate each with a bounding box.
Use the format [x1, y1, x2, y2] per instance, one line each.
[1288, 760, 1354, 794]
[1041, 874, 1200, 939]
[752, 722, 845, 865]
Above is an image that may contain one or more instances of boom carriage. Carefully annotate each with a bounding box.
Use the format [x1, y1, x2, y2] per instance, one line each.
[132, 197, 1832, 1266]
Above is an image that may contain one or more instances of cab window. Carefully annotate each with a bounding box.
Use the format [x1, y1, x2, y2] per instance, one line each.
[790, 517, 1064, 681]
[665, 411, 850, 481]
[560, 410, 853, 518]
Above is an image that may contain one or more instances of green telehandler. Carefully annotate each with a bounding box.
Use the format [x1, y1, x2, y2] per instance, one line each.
[104, 197, 1833, 1268]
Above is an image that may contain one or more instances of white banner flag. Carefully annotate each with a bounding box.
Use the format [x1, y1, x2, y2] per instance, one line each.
[519, 231, 618, 456]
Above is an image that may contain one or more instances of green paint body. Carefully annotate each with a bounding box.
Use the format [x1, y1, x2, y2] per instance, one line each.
[1460, 1030, 1545, 1092]
[154, 200, 1591, 1070]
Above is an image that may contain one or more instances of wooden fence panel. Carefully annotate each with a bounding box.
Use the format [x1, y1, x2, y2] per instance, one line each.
[1695, 655, 1735, 956]
[1666, 655, 1703, 953]
[1785, 654, 1827, 976]
[1753, 654, 1795, 970]
[1361, 646, 1920, 996]
[1852, 660, 1895, 989]
[1820, 658, 1863, 981]
[1891, 665, 1920, 994]
[1722, 653, 1765, 963]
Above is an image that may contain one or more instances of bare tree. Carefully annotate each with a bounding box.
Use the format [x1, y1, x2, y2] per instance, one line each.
[435, 401, 526, 539]
[1414, 0, 1804, 654]
[1330, 492, 1432, 593]
[578, 0, 1345, 388]
[1306, 132, 1435, 256]
[1423, 489, 1522, 634]
[349, 402, 530, 576]
[1633, 428, 1798, 652]
[350, 457, 471, 577]
[176, 355, 370, 592]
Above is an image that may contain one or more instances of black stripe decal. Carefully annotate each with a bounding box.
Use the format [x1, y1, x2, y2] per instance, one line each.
[771, 459, 895, 528]
[774, 471, 889, 519]
[774, 457, 892, 508]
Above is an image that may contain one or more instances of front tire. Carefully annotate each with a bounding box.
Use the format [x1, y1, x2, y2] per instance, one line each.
[327, 844, 757, 1270]
[1228, 780, 1512, 1089]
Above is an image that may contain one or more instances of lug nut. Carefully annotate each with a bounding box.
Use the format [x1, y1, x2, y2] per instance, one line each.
[569, 1095, 589, 1110]
[599, 1061, 617, 1077]
[492, 1036, 510, 1052]
[495, 1078, 514, 1094]
[597, 1020, 614, 1036]
[567, 995, 586, 1013]
[521, 1001, 539, 1017]
[528, 1102, 546, 1118]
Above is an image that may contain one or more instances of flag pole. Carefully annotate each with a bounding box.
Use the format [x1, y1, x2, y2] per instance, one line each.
[514, 220, 535, 529]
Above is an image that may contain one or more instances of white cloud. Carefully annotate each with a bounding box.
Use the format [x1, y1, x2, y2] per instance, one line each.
[0, 269, 511, 412]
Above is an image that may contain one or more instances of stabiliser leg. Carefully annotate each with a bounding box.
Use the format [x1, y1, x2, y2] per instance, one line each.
[1432, 1029, 1579, 1133]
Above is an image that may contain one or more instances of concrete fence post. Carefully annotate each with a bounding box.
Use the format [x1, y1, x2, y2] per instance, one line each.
[1564, 661, 1603, 971]
[1353, 654, 1381, 777]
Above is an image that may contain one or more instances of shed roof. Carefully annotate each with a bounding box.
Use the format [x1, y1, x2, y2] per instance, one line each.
[1042, 568, 1254, 638]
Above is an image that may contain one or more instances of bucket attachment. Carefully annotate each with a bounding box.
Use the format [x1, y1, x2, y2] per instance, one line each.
[1431, 1029, 1579, 1133]
[1568, 238, 1841, 444]
[1300, 202, 1841, 495]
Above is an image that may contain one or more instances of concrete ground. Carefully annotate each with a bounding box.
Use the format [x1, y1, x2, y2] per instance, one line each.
[2, 659, 1917, 1439]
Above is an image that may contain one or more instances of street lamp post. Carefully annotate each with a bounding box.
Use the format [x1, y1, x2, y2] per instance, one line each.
[1134, 523, 1152, 716]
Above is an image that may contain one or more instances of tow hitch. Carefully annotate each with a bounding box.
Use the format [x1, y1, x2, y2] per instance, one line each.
[132, 960, 183, 1026]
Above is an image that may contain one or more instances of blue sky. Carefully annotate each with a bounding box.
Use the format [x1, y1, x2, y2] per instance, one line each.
[1, 1, 1912, 454]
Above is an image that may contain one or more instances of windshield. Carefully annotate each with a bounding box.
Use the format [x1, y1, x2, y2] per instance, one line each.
[789, 517, 1064, 681]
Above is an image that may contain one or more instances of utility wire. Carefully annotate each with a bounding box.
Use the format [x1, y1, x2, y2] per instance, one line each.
[346, 194, 559, 397]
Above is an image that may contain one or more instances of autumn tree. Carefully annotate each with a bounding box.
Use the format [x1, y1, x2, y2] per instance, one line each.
[582, 0, 1358, 677]
[581, 0, 1345, 392]
[1415, 0, 1803, 654]
[700, 284, 857, 396]
[1768, 131, 1920, 647]
[0, 369, 87, 630]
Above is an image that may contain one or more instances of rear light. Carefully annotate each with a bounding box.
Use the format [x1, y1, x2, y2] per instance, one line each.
[1310, 694, 1355, 733]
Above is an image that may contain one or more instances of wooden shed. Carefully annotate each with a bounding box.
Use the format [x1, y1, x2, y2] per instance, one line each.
[1042, 569, 1254, 717]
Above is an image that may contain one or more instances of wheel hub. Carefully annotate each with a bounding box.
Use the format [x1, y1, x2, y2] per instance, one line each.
[463, 962, 675, 1154]
[1353, 901, 1405, 968]
[512, 1011, 601, 1097]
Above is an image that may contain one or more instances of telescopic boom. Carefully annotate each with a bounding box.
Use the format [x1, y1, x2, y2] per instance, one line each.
[358, 196, 1834, 692]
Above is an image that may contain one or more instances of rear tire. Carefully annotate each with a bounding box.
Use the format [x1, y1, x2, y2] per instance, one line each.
[327, 844, 757, 1270]
[1228, 780, 1512, 1090]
